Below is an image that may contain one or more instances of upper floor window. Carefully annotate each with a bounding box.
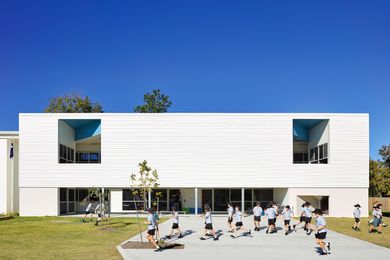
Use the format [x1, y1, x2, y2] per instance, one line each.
[58, 119, 101, 164]
[293, 119, 329, 164]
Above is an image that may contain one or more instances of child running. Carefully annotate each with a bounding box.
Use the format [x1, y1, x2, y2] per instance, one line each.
[94, 202, 105, 226]
[253, 202, 263, 231]
[307, 208, 331, 256]
[231, 206, 252, 238]
[227, 202, 234, 232]
[352, 204, 361, 231]
[200, 206, 219, 241]
[166, 207, 183, 239]
[369, 205, 383, 234]
[145, 208, 163, 252]
[153, 207, 160, 241]
[303, 202, 313, 232]
[82, 200, 94, 222]
[265, 203, 277, 234]
[282, 205, 294, 235]
[293, 203, 306, 230]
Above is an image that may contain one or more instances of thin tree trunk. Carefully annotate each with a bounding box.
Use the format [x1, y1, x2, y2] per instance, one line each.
[134, 198, 143, 242]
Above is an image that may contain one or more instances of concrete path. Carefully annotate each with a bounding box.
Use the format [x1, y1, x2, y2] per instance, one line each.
[117, 215, 390, 260]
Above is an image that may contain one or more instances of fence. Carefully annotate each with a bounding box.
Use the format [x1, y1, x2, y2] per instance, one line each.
[369, 197, 390, 212]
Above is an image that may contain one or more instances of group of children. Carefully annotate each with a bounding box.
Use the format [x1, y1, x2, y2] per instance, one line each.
[81, 200, 106, 226]
[144, 201, 332, 255]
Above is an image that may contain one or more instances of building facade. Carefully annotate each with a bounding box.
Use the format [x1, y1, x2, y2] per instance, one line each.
[16, 113, 368, 217]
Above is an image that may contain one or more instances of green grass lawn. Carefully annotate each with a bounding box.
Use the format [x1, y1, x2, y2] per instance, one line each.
[326, 216, 390, 248]
[0, 216, 150, 260]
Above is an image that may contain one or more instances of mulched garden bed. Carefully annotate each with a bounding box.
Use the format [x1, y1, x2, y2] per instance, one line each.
[121, 241, 184, 249]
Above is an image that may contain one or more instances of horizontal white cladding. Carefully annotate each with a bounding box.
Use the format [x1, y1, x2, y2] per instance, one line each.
[19, 113, 369, 188]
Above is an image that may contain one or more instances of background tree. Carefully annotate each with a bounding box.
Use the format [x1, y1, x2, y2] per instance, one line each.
[133, 89, 172, 113]
[45, 93, 103, 113]
[130, 160, 160, 242]
[369, 159, 390, 197]
[379, 144, 390, 167]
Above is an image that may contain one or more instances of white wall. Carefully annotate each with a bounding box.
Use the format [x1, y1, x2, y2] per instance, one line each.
[309, 120, 329, 149]
[0, 139, 7, 214]
[19, 187, 58, 216]
[110, 189, 123, 213]
[19, 113, 369, 189]
[58, 120, 75, 149]
[287, 187, 368, 217]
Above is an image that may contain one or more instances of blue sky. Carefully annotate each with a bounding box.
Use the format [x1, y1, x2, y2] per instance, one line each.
[0, 0, 389, 159]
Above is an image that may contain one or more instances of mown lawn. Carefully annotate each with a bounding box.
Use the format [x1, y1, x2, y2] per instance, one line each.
[326, 216, 390, 248]
[0, 216, 150, 260]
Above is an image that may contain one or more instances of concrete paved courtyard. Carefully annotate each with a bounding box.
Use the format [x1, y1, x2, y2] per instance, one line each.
[117, 215, 390, 260]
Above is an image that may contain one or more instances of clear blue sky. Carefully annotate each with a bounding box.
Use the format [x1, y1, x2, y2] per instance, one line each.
[0, 0, 389, 159]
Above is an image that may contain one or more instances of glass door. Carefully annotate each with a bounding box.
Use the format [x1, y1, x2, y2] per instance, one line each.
[67, 189, 76, 214]
[202, 189, 213, 211]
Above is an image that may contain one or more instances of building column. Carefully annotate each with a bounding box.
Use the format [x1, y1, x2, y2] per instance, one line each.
[195, 188, 198, 215]
[241, 188, 245, 212]
[148, 190, 151, 208]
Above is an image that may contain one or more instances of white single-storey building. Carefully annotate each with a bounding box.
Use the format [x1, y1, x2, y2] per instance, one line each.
[1, 113, 369, 217]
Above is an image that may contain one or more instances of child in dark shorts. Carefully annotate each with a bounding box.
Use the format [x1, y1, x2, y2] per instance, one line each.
[166, 207, 182, 239]
[227, 202, 234, 232]
[145, 208, 162, 252]
[231, 205, 252, 238]
[307, 208, 331, 256]
[352, 204, 361, 231]
[282, 205, 293, 235]
[200, 206, 219, 241]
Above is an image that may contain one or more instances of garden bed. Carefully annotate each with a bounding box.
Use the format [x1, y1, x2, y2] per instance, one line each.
[121, 241, 184, 249]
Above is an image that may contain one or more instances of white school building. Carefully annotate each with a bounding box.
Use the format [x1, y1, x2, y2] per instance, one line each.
[1, 113, 369, 217]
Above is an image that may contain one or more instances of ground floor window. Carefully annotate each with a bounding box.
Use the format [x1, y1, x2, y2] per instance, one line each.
[59, 188, 76, 214]
[152, 189, 168, 211]
[122, 189, 147, 211]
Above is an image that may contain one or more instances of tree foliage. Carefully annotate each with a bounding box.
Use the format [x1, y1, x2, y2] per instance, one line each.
[379, 144, 390, 167]
[130, 160, 160, 209]
[133, 89, 172, 113]
[369, 159, 390, 197]
[45, 93, 103, 113]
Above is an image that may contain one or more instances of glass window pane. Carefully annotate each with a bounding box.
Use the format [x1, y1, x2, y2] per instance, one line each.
[245, 189, 252, 201]
[60, 202, 67, 214]
[319, 145, 324, 159]
[324, 143, 328, 158]
[315, 147, 319, 160]
[214, 189, 229, 211]
[68, 189, 75, 201]
[60, 188, 67, 201]
[68, 202, 75, 212]
[77, 189, 89, 202]
[230, 189, 241, 201]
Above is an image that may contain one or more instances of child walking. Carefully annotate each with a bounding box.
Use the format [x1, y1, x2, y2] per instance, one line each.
[145, 208, 163, 252]
[253, 202, 263, 231]
[352, 204, 361, 231]
[282, 205, 293, 235]
[227, 202, 234, 232]
[307, 209, 331, 256]
[265, 203, 277, 234]
[303, 202, 313, 232]
[231, 206, 252, 238]
[94, 202, 105, 226]
[82, 200, 94, 222]
[166, 207, 183, 239]
[369, 205, 383, 234]
[200, 206, 219, 241]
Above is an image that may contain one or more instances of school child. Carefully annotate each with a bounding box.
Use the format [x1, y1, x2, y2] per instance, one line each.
[307, 209, 331, 256]
[369, 205, 383, 234]
[166, 207, 183, 239]
[377, 204, 387, 227]
[282, 205, 294, 235]
[293, 203, 306, 230]
[265, 203, 277, 234]
[272, 201, 278, 228]
[200, 206, 219, 241]
[303, 202, 313, 232]
[352, 204, 361, 231]
[82, 200, 94, 222]
[94, 202, 105, 226]
[145, 208, 163, 252]
[227, 202, 234, 232]
[253, 202, 263, 231]
[153, 207, 160, 241]
[231, 206, 252, 238]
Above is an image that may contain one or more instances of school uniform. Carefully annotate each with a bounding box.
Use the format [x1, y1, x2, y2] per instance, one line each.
[253, 206, 263, 222]
[282, 209, 293, 226]
[372, 209, 382, 227]
[353, 208, 361, 223]
[303, 207, 312, 224]
[265, 208, 276, 225]
[172, 211, 179, 229]
[300, 207, 305, 222]
[147, 214, 157, 236]
[85, 203, 93, 214]
[227, 206, 234, 223]
[235, 211, 243, 227]
[205, 211, 213, 230]
[314, 216, 327, 240]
